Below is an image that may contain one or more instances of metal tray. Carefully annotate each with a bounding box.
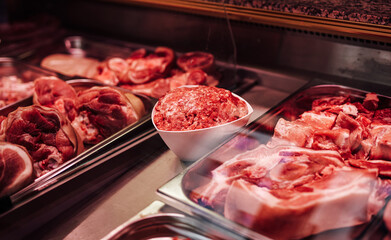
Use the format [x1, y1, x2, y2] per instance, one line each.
[102, 201, 247, 240]
[0, 79, 155, 214]
[157, 80, 391, 240]
[29, 34, 257, 91]
[0, 57, 57, 112]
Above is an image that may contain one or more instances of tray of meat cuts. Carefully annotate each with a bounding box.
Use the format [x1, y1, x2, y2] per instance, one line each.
[158, 80, 391, 240]
[25, 34, 256, 99]
[0, 57, 57, 111]
[0, 76, 155, 214]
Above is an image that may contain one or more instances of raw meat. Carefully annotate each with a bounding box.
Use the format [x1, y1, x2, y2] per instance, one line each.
[33, 76, 78, 121]
[153, 86, 248, 131]
[0, 105, 83, 177]
[40, 53, 100, 78]
[0, 142, 34, 197]
[122, 69, 208, 99]
[72, 86, 144, 144]
[124, 47, 174, 84]
[176, 51, 214, 73]
[191, 92, 391, 238]
[0, 75, 34, 108]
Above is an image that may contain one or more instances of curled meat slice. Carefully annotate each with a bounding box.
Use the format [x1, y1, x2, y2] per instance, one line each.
[176, 51, 214, 73]
[72, 86, 145, 145]
[124, 47, 174, 84]
[33, 76, 78, 121]
[93, 57, 129, 85]
[0, 105, 83, 177]
[0, 142, 34, 197]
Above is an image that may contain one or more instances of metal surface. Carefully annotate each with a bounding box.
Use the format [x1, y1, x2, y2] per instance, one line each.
[102, 203, 245, 240]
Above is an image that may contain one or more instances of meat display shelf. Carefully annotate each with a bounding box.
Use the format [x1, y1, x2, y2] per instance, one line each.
[0, 31, 310, 239]
[0, 61, 307, 239]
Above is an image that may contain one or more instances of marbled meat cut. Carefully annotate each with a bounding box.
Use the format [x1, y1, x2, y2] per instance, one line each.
[0, 142, 34, 197]
[33, 76, 78, 121]
[153, 86, 248, 131]
[71, 86, 144, 145]
[0, 105, 83, 177]
[191, 91, 391, 239]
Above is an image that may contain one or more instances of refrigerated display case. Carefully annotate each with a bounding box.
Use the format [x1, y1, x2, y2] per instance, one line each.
[0, 0, 390, 239]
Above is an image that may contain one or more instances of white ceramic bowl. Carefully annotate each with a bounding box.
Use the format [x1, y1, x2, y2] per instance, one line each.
[152, 89, 253, 161]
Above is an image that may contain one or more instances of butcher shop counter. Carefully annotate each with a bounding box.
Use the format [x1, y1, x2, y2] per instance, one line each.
[0, 66, 308, 240]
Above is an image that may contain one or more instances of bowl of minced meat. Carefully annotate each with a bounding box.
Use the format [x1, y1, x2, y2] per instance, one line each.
[152, 85, 253, 161]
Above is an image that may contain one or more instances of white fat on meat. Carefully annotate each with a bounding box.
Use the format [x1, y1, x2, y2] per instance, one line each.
[224, 167, 377, 240]
[71, 112, 100, 144]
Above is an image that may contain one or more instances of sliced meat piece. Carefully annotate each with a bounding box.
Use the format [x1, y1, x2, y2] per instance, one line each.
[93, 57, 130, 86]
[312, 95, 350, 112]
[0, 105, 83, 177]
[40, 53, 100, 78]
[72, 86, 144, 144]
[176, 51, 214, 73]
[348, 159, 391, 177]
[169, 69, 207, 90]
[367, 124, 391, 160]
[363, 92, 379, 111]
[0, 142, 34, 197]
[191, 145, 345, 214]
[272, 111, 337, 148]
[224, 168, 377, 239]
[33, 76, 78, 121]
[123, 47, 174, 84]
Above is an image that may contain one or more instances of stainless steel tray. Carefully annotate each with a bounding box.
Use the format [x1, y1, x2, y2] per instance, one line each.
[28, 34, 256, 91]
[157, 80, 391, 240]
[103, 201, 247, 240]
[0, 79, 155, 214]
[0, 57, 57, 113]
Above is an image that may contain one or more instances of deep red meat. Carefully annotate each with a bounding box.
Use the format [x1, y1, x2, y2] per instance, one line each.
[0, 142, 34, 197]
[0, 105, 82, 177]
[72, 86, 141, 145]
[33, 76, 78, 121]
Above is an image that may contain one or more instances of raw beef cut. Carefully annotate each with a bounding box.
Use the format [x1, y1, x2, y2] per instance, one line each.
[124, 47, 174, 84]
[176, 51, 214, 73]
[0, 142, 34, 197]
[0, 105, 83, 177]
[33, 76, 78, 121]
[72, 86, 144, 145]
